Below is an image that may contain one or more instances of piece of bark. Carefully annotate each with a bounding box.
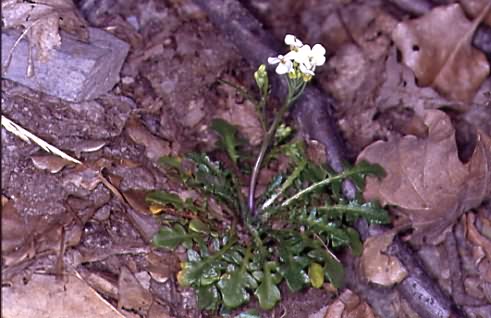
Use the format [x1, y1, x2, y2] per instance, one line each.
[193, 0, 465, 317]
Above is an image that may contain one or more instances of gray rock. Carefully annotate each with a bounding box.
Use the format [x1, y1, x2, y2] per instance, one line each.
[1, 27, 129, 102]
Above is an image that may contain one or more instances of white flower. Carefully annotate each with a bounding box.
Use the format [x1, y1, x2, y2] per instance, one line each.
[284, 34, 303, 49]
[294, 44, 326, 75]
[268, 53, 295, 75]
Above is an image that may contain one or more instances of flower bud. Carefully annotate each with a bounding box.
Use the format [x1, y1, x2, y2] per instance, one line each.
[254, 64, 269, 95]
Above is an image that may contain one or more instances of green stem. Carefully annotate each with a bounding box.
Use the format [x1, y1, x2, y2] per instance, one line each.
[247, 101, 289, 216]
[280, 169, 362, 208]
[247, 78, 306, 217]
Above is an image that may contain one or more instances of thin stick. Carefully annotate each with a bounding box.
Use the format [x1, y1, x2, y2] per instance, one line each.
[1, 115, 82, 164]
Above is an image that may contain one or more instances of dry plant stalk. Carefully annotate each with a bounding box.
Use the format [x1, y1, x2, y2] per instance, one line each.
[1, 114, 82, 164]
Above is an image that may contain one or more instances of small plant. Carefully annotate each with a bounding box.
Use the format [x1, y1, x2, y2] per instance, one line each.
[147, 35, 389, 314]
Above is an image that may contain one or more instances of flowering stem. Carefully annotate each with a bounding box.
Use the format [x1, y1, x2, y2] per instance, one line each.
[248, 78, 306, 217]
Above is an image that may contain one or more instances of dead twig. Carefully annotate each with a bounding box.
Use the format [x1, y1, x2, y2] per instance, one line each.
[1, 114, 82, 164]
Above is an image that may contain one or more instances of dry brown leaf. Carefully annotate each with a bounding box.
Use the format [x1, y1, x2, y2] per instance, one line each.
[459, 0, 491, 26]
[392, 3, 490, 103]
[31, 154, 72, 173]
[1, 0, 88, 61]
[118, 266, 153, 313]
[357, 110, 491, 245]
[466, 213, 491, 260]
[376, 47, 458, 113]
[324, 289, 376, 318]
[361, 230, 408, 286]
[216, 79, 264, 146]
[126, 117, 171, 161]
[2, 272, 124, 318]
[1, 200, 34, 267]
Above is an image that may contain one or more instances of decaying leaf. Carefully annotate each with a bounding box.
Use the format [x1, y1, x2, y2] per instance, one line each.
[2, 272, 125, 318]
[459, 0, 491, 26]
[31, 154, 72, 173]
[361, 230, 408, 286]
[466, 213, 491, 261]
[1, 0, 88, 61]
[1, 199, 34, 267]
[358, 110, 491, 245]
[118, 266, 153, 313]
[376, 47, 456, 113]
[216, 79, 263, 146]
[324, 289, 376, 318]
[126, 117, 171, 161]
[392, 3, 491, 102]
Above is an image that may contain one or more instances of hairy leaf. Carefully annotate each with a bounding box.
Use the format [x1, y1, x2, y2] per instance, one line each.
[188, 153, 238, 208]
[158, 155, 182, 170]
[218, 269, 251, 308]
[346, 227, 363, 257]
[197, 285, 220, 310]
[178, 259, 222, 287]
[297, 210, 351, 247]
[318, 201, 390, 224]
[255, 262, 281, 310]
[261, 159, 306, 210]
[146, 191, 185, 210]
[189, 219, 210, 234]
[211, 118, 241, 164]
[217, 249, 254, 308]
[153, 224, 196, 249]
[279, 247, 309, 292]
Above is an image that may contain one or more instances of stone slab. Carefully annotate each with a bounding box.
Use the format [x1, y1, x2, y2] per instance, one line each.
[1, 27, 129, 102]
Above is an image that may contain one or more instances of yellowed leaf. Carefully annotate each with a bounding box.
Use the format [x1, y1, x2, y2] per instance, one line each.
[392, 4, 490, 102]
[357, 110, 491, 245]
[361, 230, 408, 286]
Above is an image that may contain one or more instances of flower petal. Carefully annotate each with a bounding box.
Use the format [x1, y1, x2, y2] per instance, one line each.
[299, 63, 315, 75]
[276, 61, 292, 74]
[284, 34, 296, 45]
[284, 51, 299, 61]
[314, 55, 326, 66]
[285, 34, 303, 47]
[268, 57, 280, 65]
[312, 44, 326, 56]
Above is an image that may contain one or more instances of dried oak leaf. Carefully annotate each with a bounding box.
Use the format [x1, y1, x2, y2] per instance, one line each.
[361, 230, 408, 286]
[118, 266, 153, 313]
[324, 289, 376, 318]
[459, 0, 491, 27]
[392, 3, 491, 103]
[357, 110, 491, 245]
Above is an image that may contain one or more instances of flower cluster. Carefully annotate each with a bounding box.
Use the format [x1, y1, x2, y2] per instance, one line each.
[268, 34, 326, 81]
